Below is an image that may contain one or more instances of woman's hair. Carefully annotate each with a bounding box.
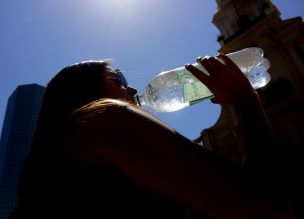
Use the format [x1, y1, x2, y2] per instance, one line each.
[17, 60, 112, 198]
[32, 60, 111, 149]
[46, 60, 110, 116]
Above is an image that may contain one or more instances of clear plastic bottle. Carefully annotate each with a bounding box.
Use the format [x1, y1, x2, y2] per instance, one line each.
[137, 47, 271, 112]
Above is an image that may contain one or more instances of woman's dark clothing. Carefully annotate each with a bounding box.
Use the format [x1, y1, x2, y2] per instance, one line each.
[10, 148, 188, 219]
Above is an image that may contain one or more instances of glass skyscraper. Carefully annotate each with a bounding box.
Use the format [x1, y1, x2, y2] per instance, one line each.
[0, 84, 45, 219]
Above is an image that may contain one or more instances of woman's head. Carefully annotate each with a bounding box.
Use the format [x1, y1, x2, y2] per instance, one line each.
[46, 60, 110, 115]
[99, 68, 137, 103]
[42, 60, 137, 120]
[33, 60, 137, 146]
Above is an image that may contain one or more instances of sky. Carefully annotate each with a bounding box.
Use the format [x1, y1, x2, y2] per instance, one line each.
[1, 0, 304, 140]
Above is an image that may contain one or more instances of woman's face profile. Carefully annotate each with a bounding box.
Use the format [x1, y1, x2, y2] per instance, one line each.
[99, 67, 138, 103]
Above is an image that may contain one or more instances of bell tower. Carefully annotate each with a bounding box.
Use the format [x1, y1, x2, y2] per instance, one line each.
[213, 0, 280, 47]
[195, 0, 304, 164]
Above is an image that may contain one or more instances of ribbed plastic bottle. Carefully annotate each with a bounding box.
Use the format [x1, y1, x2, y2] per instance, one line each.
[136, 47, 271, 112]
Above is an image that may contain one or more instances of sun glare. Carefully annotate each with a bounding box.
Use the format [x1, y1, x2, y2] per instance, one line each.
[86, 0, 157, 29]
[91, 0, 146, 14]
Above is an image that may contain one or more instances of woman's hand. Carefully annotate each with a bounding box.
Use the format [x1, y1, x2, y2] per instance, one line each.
[185, 53, 257, 106]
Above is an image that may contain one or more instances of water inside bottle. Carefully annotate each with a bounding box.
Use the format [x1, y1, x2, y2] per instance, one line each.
[141, 84, 189, 112]
[138, 47, 271, 112]
[227, 47, 264, 74]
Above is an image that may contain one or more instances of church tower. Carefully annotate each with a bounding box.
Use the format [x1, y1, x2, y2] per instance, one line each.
[196, 0, 304, 163]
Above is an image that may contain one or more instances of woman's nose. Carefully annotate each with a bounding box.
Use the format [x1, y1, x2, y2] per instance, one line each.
[127, 86, 137, 96]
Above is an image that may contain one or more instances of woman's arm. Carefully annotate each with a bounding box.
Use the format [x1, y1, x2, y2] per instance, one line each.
[65, 98, 292, 219]
[185, 54, 277, 164]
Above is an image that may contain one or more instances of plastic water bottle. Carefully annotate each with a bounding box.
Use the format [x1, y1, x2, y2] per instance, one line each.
[137, 47, 271, 112]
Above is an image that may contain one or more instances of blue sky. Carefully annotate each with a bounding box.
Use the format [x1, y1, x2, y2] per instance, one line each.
[1, 0, 304, 140]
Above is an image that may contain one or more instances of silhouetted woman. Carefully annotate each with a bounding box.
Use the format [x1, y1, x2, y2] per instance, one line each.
[10, 55, 294, 219]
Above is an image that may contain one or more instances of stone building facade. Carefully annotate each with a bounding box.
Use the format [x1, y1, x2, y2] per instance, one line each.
[195, 0, 304, 163]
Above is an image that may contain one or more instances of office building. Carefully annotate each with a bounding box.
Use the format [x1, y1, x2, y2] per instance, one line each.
[0, 84, 45, 219]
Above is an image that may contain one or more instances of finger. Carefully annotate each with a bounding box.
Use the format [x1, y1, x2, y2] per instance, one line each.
[216, 53, 240, 72]
[185, 64, 210, 85]
[198, 56, 227, 77]
[216, 54, 254, 88]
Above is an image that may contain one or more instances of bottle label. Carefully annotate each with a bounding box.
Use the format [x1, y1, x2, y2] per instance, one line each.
[176, 70, 214, 104]
[184, 82, 214, 104]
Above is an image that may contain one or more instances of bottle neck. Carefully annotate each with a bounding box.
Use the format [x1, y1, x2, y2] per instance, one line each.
[135, 94, 145, 107]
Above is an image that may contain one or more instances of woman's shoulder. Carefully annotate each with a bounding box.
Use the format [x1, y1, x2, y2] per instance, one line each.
[63, 98, 178, 167]
[65, 98, 177, 148]
[62, 99, 137, 166]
